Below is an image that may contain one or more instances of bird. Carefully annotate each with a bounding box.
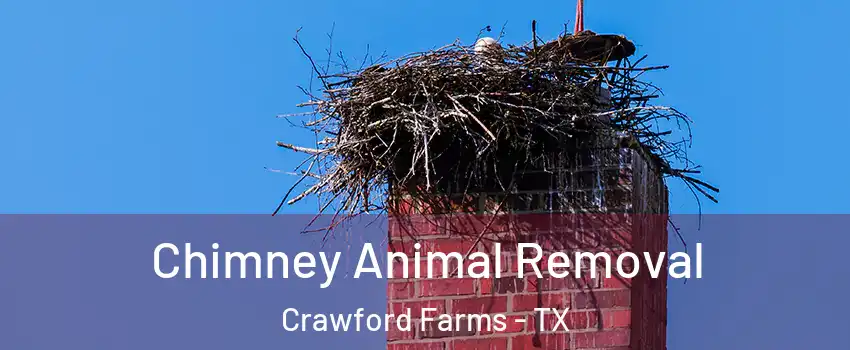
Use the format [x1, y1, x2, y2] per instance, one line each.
[472, 37, 505, 69]
[474, 37, 500, 55]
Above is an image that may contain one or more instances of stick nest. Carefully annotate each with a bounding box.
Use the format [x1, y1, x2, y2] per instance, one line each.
[277, 30, 718, 220]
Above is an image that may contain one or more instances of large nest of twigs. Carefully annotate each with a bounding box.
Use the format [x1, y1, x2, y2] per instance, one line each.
[277, 30, 717, 218]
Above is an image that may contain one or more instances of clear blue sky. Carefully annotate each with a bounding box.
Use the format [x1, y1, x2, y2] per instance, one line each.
[2, 2, 850, 349]
[1, 0, 848, 214]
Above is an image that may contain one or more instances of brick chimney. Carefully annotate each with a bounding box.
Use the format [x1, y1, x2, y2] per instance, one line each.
[386, 137, 669, 350]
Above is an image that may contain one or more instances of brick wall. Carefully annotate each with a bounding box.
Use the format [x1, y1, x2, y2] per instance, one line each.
[386, 147, 668, 350]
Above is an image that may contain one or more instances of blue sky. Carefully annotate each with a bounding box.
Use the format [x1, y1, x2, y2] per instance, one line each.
[2, 2, 850, 349]
[1, 0, 848, 214]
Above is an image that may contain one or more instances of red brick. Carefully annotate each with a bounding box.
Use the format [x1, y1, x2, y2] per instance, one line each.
[444, 216, 493, 235]
[502, 254, 512, 273]
[387, 324, 416, 341]
[388, 238, 474, 257]
[481, 276, 524, 294]
[388, 241, 418, 256]
[421, 259, 447, 279]
[511, 333, 569, 350]
[390, 216, 444, 238]
[421, 320, 476, 339]
[407, 218, 447, 236]
[601, 275, 631, 289]
[524, 275, 540, 292]
[512, 293, 569, 312]
[527, 274, 597, 292]
[420, 278, 475, 297]
[573, 289, 631, 309]
[608, 229, 633, 247]
[389, 281, 416, 300]
[450, 337, 508, 350]
[481, 314, 526, 335]
[480, 278, 493, 294]
[451, 296, 508, 314]
[599, 309, 631, 329]
[424, 238, 475, 255]
[387, 341, 444, 350]
[574, 329, 631, 348]
[566, 311, 593, 331]
[389, 300, 446, 316]
[510, 335, 536, 350]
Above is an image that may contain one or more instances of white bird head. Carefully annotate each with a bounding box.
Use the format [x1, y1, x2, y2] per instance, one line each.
[474, 37, 500, 55]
